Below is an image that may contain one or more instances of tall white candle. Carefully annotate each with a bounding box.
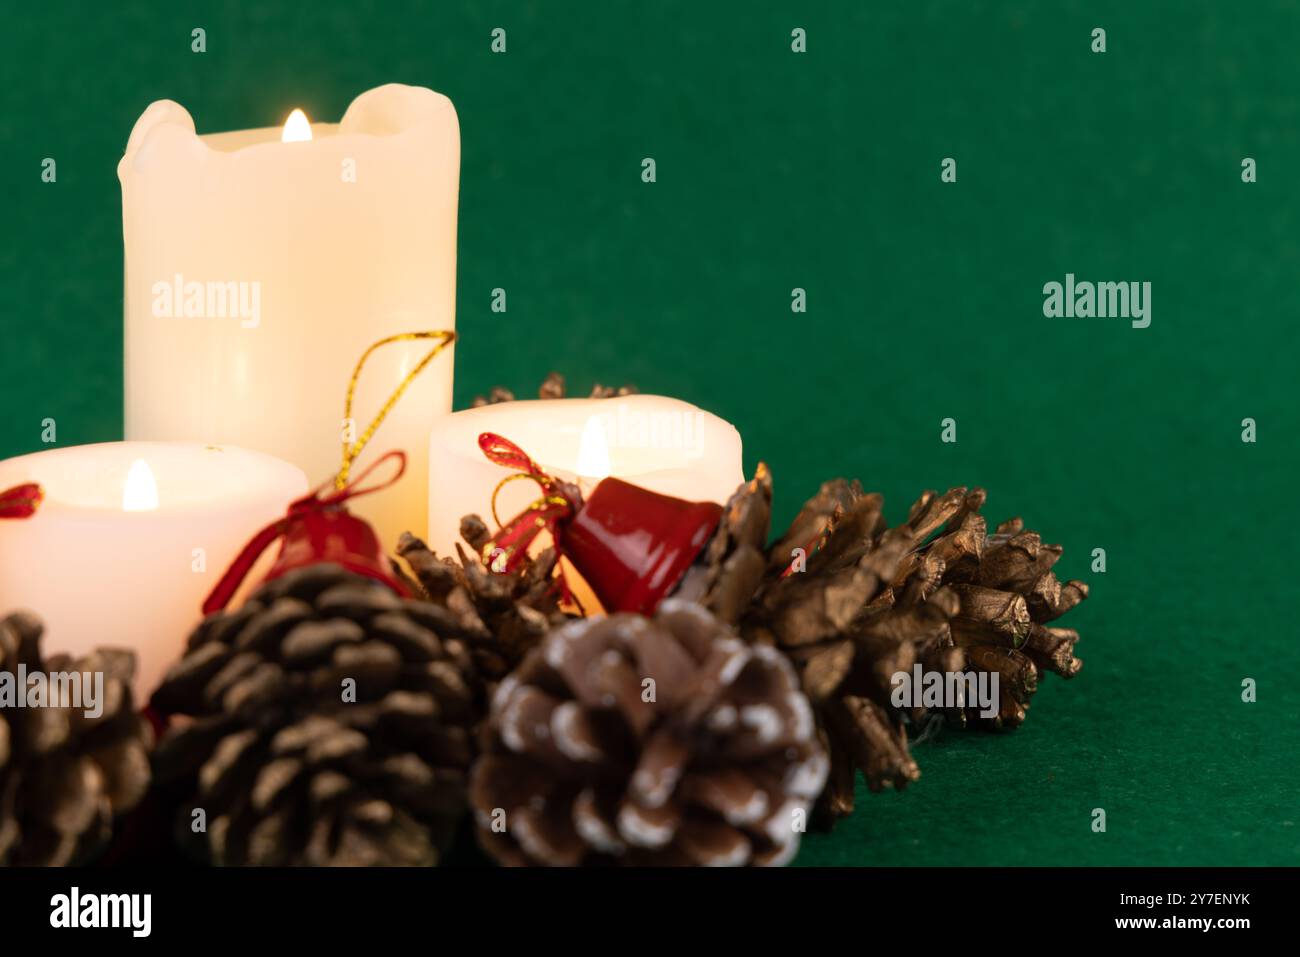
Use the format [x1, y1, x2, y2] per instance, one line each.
[427, 396, 745, 613]
[119, 84, 459, 549]
[0, 443, 307, 698]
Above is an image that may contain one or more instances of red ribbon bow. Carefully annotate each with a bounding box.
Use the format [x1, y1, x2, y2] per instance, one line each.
[478, 432, 583, 594]
[202, 450, 408, 615]
[0, 483, 42, 519]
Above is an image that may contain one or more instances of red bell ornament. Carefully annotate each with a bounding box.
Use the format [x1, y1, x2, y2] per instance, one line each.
[562, 477, 723, 615]
[478, 433, 723, 615]
[202, 451, 410, 614]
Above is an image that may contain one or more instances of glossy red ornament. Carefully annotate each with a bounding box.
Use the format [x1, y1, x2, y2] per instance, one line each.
[202, 451, 409, 615]
[260, 495, 406, 594]
[562, 476, 723, 615]
[477, 433, 723, 616]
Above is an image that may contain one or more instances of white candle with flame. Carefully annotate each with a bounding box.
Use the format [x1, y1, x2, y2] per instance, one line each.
[119, 84, 460, 549]
[0, 442, 307, 697]
[427, 395, 744, 613]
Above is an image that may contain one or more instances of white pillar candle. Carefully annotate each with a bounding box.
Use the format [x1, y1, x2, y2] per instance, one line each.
[0, 442, 307, 698]
[427, 396, 744, 613]
[119, 83, 459, 550]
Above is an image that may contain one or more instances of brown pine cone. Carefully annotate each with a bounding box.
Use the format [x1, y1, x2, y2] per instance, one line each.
[749, 480, 916, 650]
[674, 464, 773, 625]
[738, 481, 923, 821]
[397, 528, 572, 683]
[751, 481, 1087, 822]
[881, 487, 1086, 730]
[0, 611, 152, 866]
[150, 564, 479, 866]
[470, 600, 827, 866]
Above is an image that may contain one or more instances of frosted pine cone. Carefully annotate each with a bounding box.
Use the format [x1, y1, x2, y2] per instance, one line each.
[470, 600, 827, 866]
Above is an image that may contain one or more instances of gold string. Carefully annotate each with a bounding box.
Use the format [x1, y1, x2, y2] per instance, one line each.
[337, 330, 457, 489]
[487, 472, 564, 527]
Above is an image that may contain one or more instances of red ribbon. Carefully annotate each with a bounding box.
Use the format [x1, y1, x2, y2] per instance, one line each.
[479, 432, 550, 478]
[478, 432, 582, 596]
[202, 451, 407, 615]
[0, 483, 42, 519]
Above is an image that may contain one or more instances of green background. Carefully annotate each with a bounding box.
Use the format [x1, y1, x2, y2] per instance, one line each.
[2, 0, 1297, 866]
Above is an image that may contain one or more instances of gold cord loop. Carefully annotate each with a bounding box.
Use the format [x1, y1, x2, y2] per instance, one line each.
[336, 330, 456, 489]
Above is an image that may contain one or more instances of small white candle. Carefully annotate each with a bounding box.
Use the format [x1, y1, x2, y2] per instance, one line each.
[0, 442, 307, 698]
[427, 396, 744, 613]
[119, 84, 459, 549]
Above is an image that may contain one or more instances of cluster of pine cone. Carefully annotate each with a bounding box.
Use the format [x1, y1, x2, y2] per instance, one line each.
[2, 375, 1087, 867]
[390, 460, 1086, 858]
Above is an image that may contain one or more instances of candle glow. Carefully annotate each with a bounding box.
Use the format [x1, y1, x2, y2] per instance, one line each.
[122, 458, 160, 512]
[280, 107, 312, 142]
[574, 416, 612, 482]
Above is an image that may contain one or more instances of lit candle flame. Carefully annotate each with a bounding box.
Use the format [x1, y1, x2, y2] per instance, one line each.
[281, 108, 312, 143]
[122, 459, 159, 512]
[575, 417, 612, 481]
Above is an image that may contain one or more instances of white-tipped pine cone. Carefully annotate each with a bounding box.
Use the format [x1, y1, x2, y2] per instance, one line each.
[471, 599, 827, 866]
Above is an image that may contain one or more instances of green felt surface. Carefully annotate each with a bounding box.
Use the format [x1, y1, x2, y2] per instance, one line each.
[2, 1, 1298, 866]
